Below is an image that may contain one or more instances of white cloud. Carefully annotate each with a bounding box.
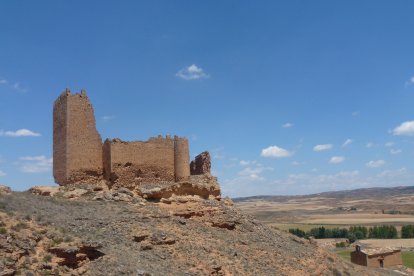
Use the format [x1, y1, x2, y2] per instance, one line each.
[385, 142, 394, 147]
[261, 146, 293, 158]
[238, 165, 273, 181]
[390, 149, 402, 155]
[282, 122, 293, 128]
[405, 76, 414, 86]
[329, 156, 345, 164]
[0, 78, 27, 92]
[366, 160, 385, 168]
[0, 129, 41, 137]
[19, 155, 52, 173]
[352, 111, 360, 116]
[313, 144, 333, 152]
[366, 142, 374, 148]
[342, 139, 352, 147]
[240, 160, 250, 166]
[291, 161, 301, 166]
[0, 170, 6, 176]
[102, 115, 115, 121]
[392, 121, 414, 136]
[176, 64, 209, 80]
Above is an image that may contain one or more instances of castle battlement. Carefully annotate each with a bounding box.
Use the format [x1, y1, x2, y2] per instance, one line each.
[53, 90, 209, 190]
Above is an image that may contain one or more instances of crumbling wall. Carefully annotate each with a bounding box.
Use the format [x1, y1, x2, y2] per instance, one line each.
[174, 136, 190, 181]
[53, 92, 68, 185]
[53, 90, 103, 185]
[190, 151, 211, 175]
[104, 137, 175, 189]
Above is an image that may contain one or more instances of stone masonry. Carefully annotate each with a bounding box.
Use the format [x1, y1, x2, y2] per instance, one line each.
[53, 89, 217, 195]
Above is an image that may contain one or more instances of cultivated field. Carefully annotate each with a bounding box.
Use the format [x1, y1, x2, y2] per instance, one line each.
[235, 186, 414, 234]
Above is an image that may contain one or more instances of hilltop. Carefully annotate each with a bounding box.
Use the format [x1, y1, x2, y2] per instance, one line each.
[233, 186, 414, 203]
[0, 185, 391, 276]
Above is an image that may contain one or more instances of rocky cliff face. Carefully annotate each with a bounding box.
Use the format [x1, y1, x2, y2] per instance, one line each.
[0, 186, 401, 276]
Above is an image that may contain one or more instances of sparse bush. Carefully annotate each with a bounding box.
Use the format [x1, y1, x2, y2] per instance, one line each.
[63, 235, 73, 243]
[43, 254, 52, 263]
[12, 222, 29, 232]
[0, 227, 7, 234]
[336, 242, 346, 248]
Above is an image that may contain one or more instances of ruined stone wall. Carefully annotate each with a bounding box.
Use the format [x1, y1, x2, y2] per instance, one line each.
[174, 136, 190, 181]
[103, 137, 176, 189]
[190, 151, 211, 175]
[53, 92, 68, 184]
[53, 90, 103, 185]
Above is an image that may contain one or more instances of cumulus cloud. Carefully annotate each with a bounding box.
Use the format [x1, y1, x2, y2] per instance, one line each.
[176, 64, 209, 80]
[392, 121, 414, 136]
[0, 129, 41, 137]
[366, 142, 374, 148]
[366, 160, 385, 168]
[261, 146, 293, 158]
[352, 111, 360, 116]
[19, 155, 52, 173]
[329, 156, 345, 164]
[0, 170, 6, 176]
[282, 122, 293, 128]
[313, 144, 333, 152]
[390, 149, 402, 155]
[342, 139, 352, 148]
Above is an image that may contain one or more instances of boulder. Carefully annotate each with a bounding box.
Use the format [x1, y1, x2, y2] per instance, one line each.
[0, 185, 11, 194]
[28, 186, 58, 196]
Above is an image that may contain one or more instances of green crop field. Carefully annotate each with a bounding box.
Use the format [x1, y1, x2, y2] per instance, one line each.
[336, 249, 352, 262]
[402, 251, 414, 269]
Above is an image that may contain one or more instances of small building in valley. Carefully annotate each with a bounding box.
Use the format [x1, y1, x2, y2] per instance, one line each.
[350, 245, 402, 268]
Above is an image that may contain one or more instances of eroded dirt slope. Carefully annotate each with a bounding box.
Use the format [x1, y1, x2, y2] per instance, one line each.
[0, 190, 399, 276]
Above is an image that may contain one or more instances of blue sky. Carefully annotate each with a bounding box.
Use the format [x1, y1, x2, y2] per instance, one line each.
[1, 1, 414, 197]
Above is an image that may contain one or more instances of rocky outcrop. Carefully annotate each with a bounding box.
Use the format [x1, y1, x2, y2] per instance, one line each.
[0, 190, 400, 275]
[28, 186, 59, 196]
[0, 185, 11, 195]
[136, 175, 220, 200]
[190, 151, 211, 175]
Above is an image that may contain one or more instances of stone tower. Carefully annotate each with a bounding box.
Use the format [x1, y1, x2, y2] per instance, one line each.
[53, 89, 103, 185]
[174, 136, 190, 181]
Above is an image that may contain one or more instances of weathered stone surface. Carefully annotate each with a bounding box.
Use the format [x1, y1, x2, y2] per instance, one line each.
[190, 151, 211, 175]
[28, 186, 59, 196]
[52, 90, 220, 200]
[53, 90, 103, 186]
[0, 185, 11, 195]
[137, 175, 220, 200]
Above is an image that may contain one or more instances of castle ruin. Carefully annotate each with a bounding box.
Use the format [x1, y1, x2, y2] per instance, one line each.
[53, 89, 219, 198]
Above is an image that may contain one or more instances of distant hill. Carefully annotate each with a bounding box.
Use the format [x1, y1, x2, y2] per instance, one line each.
[233, 185, 414, 202]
